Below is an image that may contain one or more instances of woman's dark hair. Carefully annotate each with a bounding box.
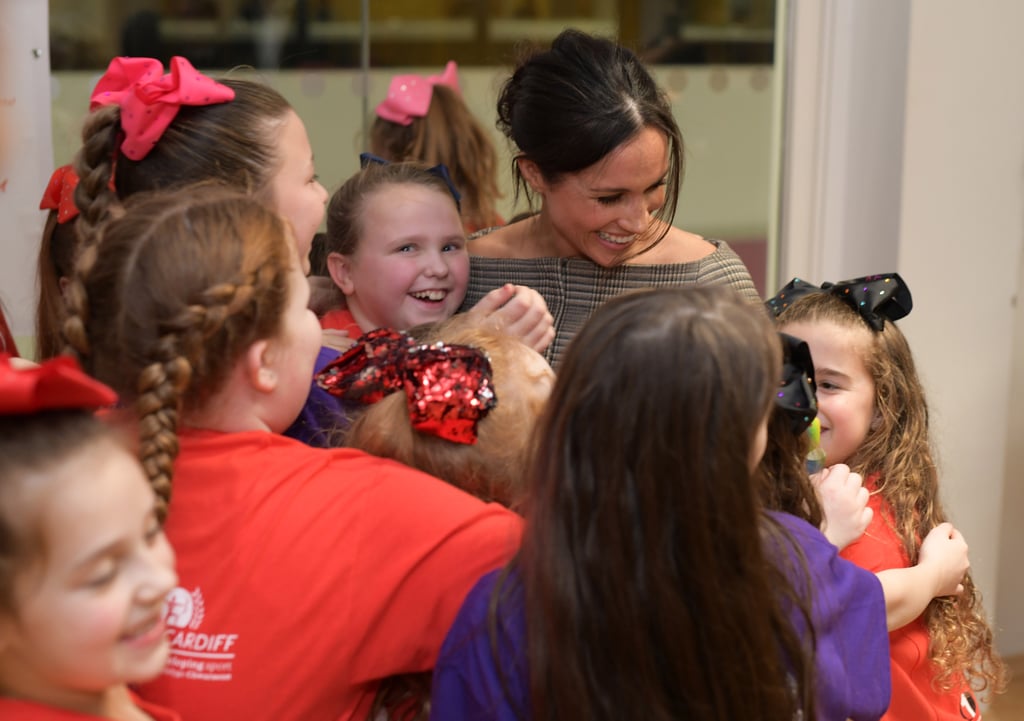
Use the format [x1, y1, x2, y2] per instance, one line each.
[497, 28, 684, 228]
[510, 285, 815, 720]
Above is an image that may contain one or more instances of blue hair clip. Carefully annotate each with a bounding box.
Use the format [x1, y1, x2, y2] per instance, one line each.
[358, 152, 462, 212]
[766, 273, 913, 332]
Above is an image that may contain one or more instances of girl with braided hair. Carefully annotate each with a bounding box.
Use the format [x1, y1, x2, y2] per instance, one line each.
[63, 185, 521, 721]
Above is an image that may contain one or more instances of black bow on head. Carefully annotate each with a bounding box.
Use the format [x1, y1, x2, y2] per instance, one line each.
[766, 273, 912, 331]
[776, 333, 818, 434]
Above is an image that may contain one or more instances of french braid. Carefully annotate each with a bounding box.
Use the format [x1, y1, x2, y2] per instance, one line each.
[66, 186, 292, 517]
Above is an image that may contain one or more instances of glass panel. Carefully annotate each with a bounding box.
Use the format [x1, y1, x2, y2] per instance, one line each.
[48, 0, 776, 292]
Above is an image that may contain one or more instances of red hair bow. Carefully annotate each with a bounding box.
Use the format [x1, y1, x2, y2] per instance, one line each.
[90, 56, 236, 161]
[0, 354, 117, 414]
[316, 328, 497, 445]
[39, 164, 81, 223]
[376, 60, 461, 126]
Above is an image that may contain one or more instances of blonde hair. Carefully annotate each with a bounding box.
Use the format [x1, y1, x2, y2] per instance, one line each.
[63, 185, 295, 520]
[370, 85, 503, 233]
[778, 292, 1006, 697]
[345, 314, 548, 508]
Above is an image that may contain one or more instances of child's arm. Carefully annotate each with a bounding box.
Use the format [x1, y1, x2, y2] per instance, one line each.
[876, 522, 969, 631]
[814, 464, 872, 549]
[465, 283, 555, 352]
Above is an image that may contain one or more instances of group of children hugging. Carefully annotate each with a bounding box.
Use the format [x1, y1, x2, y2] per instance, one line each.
[0, 27, 1007, 721]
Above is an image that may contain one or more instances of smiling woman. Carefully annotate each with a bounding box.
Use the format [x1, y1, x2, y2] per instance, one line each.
[462, 28, 760, 366]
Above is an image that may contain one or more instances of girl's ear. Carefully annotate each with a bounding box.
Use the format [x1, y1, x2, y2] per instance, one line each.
[870, 409, 883, 431]
[326, 252, 356, 297]
[245, 340, 278, 394]
[516, 157, 547, 195]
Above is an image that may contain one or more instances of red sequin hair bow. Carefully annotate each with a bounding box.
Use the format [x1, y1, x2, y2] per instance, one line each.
[0, 354, 117, 414]
[39, 164, 81, 223]
[89, 56, 236, 161]
[316, 328, 497, 445]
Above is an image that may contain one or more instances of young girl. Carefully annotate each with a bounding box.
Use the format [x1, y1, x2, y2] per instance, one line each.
[430, 285, 892, 721]
[63, 186, 522, 721]
[371, 61, 504, 233]
[0, 354, 179, 720]
[321, 158, 553, 352]
[36, 164, 80, 360]
[773, 273, 1006, 720]
[764, 331, 972, 634]
[325, 313, 555, 508]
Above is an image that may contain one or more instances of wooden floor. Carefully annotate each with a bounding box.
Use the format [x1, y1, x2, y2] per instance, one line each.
[986, 655, 1024, 721]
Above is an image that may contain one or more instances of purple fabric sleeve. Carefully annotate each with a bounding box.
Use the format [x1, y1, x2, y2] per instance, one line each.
[283, 345, 350, 447]
[430, 569, 527, 721]
[768, 511, 891, 721]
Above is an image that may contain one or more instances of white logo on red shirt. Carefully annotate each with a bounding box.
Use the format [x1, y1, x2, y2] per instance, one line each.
[162, 586, 239, 683]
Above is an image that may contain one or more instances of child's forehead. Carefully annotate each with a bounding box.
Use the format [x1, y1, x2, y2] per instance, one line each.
[367, 180, 455, 205]
[781, 317, 874, 358]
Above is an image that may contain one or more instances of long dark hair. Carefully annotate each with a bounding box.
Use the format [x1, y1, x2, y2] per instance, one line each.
[512, 285, 815, 721]
[497, 28, 683, 231]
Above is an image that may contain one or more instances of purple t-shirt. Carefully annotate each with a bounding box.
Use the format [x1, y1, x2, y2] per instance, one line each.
[430, 511, 891, 721]
[283, 345, 349, 447]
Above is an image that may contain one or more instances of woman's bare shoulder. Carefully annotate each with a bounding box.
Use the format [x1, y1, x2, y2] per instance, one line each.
[631, 225, 717, 265]
[468, 222, 528, 258]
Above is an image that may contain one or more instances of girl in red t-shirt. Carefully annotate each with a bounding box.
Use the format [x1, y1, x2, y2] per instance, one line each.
[64, 185, 521, 721]
[773, 273, 1006, 720]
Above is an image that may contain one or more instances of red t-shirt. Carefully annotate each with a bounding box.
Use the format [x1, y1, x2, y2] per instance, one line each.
[0, 308, 19, 357]
[0, 695, 180, 720]
[840, 479, 980, 721]
[136, 429, 521, 721]
[320, 308, 363, 338]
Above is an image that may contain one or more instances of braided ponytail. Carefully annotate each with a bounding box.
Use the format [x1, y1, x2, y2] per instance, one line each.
[72, 106, 123, 251]
[67, 186, 293, 514]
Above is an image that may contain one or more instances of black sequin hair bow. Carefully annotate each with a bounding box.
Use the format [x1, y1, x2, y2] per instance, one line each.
[766, 273, 913, 331]
[776, 333, 818, 435]
[315, 328, 496, 445]
[359, 152, 462, 212]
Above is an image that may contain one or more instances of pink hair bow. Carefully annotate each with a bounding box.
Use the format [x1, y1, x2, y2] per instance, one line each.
[89, 56, 236, 161]
[39, 164, 80, 223]
[376, 60, 461, 126]
[0, 354, 117, 414]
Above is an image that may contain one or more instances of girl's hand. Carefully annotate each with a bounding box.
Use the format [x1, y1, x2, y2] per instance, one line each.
[321, 329, 355, 353]
[814, 463, 872, 550]
[918, 522, 969, 597]
[466, 284, 555, 353]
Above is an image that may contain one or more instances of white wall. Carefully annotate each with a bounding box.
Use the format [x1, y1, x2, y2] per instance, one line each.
[780, 0, 1024, 655]
[0, 1, 53, 350]
[775, 0, 909, 284]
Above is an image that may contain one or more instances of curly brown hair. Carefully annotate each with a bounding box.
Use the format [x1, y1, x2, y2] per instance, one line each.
[778, 291, 1006, 697]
